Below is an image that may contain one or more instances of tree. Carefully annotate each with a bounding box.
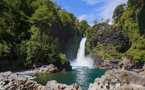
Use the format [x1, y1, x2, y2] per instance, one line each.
[0, 0, 82, 71]
[79, 20, 90, 34]
[113, 4, 126, 23]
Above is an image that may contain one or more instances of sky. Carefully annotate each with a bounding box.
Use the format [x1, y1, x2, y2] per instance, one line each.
[54, 0, 127, 25]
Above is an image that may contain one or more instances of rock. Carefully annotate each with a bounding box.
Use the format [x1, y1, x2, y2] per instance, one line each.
[97, 60, 120, 70]
[15, 64, 60, 76]
[0, 72, 45, 90]
[12, 64, 59, 76]
[62, 61, 72, 71]
[45, 80, 81, 90]
[36, 64, 59, 74]
[93, 55, 103, 66]
[119, 57, 135, 70]
[139, 64, 145, 77]
[117, 84, 145, 90]
[143, 64, 145, 70]
[88, 69, 145, 90]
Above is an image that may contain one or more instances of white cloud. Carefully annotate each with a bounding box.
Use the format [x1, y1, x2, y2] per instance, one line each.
[82, 0, 99, 5]
[79, 0, 128, 25]
[78, 14, 98, 26]
[78, 15, 87, 21]
[99, 0, 127, 22]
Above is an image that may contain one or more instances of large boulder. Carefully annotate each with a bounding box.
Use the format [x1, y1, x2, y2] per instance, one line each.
[36, 64, 59, 74]
[119, 57, 145, 70]
[45, 80, 81, 90]
[119, 57, 135, 70]
[96, 59, 120, 70]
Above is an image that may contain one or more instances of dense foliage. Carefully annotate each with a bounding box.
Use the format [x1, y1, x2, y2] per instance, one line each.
[1, 0, 145, 71]
[86, 22, 130, 60]
[86, 0, 145, 61]
[0, 0, 82, 71]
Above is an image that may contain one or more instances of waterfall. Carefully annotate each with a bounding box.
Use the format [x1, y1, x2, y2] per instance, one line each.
[71, 37, 94, 68]
[76, 38, 86, 62]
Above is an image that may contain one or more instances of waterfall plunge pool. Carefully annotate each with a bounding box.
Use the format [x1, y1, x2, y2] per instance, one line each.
[34, 67, 105, 90]
[34, 38, 105, 90]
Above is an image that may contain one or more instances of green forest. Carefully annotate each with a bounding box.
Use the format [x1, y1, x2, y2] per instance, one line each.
[0, 0, 145, 71]
[86, 0, 145, 61]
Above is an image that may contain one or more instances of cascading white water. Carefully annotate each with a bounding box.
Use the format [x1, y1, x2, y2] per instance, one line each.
[76, 37, 86, 62]
[71, 37, 94, 68]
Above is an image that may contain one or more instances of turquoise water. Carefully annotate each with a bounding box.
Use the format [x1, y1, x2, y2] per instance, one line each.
[35, 67, 105, 90]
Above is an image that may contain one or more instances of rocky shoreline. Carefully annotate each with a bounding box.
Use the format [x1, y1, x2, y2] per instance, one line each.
[0, 64, 81, 90]
[0, 71, 80, 90]
[0, 61, 145, 90]
[89, 69, 145, 90]
[16, 64, 59, 76]
[1, 69, 145, 90]
[88, 57, 145, 90]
